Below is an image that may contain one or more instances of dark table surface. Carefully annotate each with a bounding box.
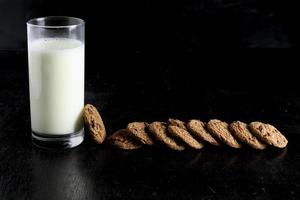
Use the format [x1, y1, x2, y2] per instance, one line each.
[1, 52, 300, 200]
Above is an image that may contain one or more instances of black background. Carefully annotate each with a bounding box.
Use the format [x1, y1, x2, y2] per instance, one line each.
[0, 0, 299, 50]
[0, 0, 299, 93]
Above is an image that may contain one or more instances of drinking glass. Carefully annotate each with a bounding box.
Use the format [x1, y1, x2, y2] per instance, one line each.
[27, 16, 85, 149]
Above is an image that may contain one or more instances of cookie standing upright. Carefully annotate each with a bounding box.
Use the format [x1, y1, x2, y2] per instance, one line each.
[230, 121, 267, 150]
[206, 119, 242, 148]
[187, 120, 221, 146]
[83, 104, 106, 144]
[249, 122, 288, 148]
[148, 122, 185, 151]
[127, 122, 154, 145]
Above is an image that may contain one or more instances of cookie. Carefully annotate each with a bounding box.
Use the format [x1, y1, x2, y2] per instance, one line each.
[229, 121, 267, 150]
[168, 118, 187, 130]
[168, 125, 204, 149]
[148, 122, 185, 151]
[83, 104, 106, 144]
[107, 129, 143, 150]
[249, 122, 288, 148]
[187, 120, 221, 146]
[127, 122, 154, 145]
[206, 119, 242, 148]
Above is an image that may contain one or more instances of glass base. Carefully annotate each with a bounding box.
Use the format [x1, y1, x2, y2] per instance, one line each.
[32, 129, 84, 149]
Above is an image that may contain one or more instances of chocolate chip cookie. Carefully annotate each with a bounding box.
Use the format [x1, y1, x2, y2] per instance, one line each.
[107, 129, 143, 150]
[148, 122, 185, 151]
[249, 122, 288, 148]
[83, 104, 106, 144]
[168, 125, 204, 149]
[127, 122, 154, 145]
[187, 120, 221, 146]
[207, 119, 242, 149]
[230, 121, 267, 150]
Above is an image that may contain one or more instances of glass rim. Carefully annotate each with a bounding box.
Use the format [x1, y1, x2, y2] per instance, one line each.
[27, 16, 85, 29]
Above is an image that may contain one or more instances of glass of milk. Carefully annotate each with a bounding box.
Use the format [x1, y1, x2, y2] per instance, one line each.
[27, 16, 85, 149]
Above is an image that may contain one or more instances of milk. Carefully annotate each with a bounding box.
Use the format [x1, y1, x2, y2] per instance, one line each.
[28, 38, 84, 135]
